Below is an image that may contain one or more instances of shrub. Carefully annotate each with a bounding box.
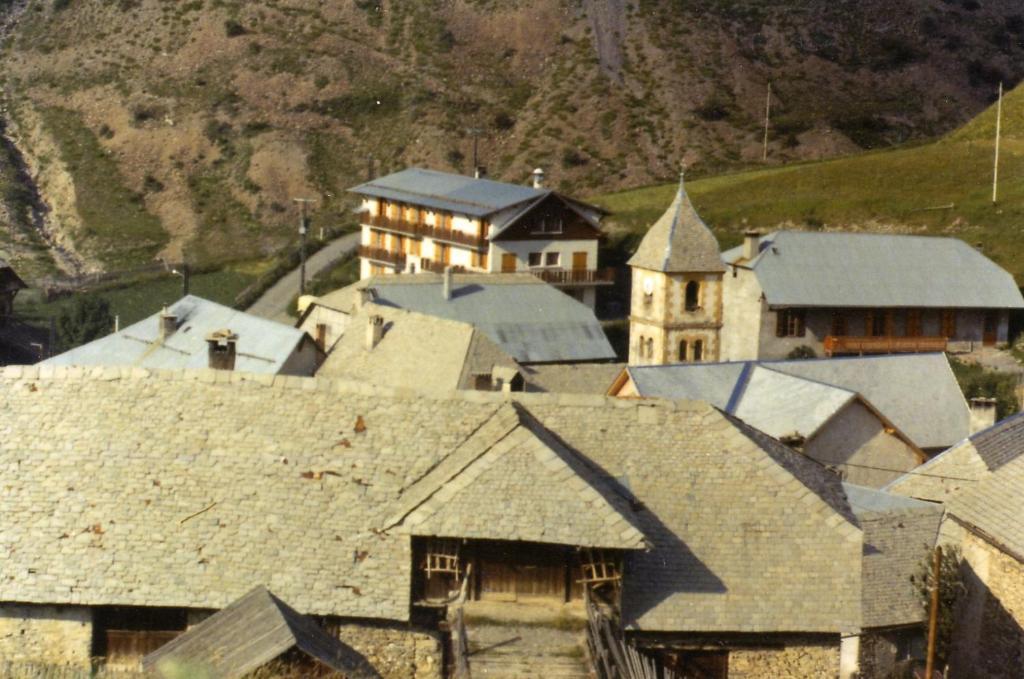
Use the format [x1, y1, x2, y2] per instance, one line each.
[57, 296, 114, 350]
[949, 358, 1019, 420]
[224, 19, 246, 37]
[561, 148, 588, 168]
[695, 92, 733, 121]
[786, 346, 817, 360]
[909, 547, 965, 671]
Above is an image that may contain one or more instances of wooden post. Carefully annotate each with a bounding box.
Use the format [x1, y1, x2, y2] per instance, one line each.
[925, 545, 942, 678]
[993, 82, 1002, 204]
[762, 82, 772, 162]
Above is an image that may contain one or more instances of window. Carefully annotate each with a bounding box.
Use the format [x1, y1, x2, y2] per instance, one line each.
[905, 309, 922, 337]
[370, 230, 384, 247]
[775, 309, 806, 337]
[678, 340, 688, 362]
[532, 213, 563, 234]
[684, 281, 701, 311]
[865, 310, 890, 337]
[545, 252, 560, 267]
[830, 312, 847, 337]
[941, 309, 957, 338]
[645, 337, 654, 359]
[693, 340, 703, 361]
[528, 252, 543, 267]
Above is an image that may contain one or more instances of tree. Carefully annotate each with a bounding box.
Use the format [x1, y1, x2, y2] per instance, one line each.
[910, 546, 965, 672]
[56, 296, 114, 351]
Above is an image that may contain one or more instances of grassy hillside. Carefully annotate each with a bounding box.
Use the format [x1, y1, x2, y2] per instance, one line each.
[1, 0, 1024, 275]
[594, 82, 1024, 279]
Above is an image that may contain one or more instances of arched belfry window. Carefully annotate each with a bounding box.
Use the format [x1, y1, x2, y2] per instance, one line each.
[685, 281, 700, 312]
[693, 340, 704, 362]
[645, 337, 654, 359]
[678, 340, 688, 362]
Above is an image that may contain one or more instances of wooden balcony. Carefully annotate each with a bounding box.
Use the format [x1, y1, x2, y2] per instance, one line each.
[824, 335, 948, 357]
[365, 214, 488, 250]
[530, 267, 616, 286]
[358, 244, 407, 270]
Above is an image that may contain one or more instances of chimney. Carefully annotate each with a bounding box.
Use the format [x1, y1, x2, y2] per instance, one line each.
[442, 266, 453, 301]
[743, 231, 761, 261]
[205, 329, 238, 371]
[969, 397, 998, 434]
[365, 315, 385, 351]
[158, 307, 177, 340]
[474, 166, 487, 179]
[531, 167, 545, 189]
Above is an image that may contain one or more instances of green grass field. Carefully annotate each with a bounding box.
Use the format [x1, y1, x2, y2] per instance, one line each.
[14, 265, 260, 330]
[591, 85, 1024, 278]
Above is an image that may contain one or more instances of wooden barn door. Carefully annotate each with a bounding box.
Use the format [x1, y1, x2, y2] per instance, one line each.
[984, 311, 999, 346]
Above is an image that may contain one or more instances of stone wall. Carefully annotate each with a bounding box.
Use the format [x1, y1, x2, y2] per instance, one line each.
[333, 620, 443, 679]
[728, 641, 839, 678]
[0, 603, 92, 668]
[949, 530, 1024, 678]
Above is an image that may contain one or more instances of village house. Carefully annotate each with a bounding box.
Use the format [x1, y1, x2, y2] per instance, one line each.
[350, 167, 614, 308]
[628, 176, 1024, 363]
[611, 360, 926, 487]
[43, 295, 323, 375]
[297, 271, 616, 364]
[0, 365, 931, 678]
[886, 412, 1024, 677]
[315, 303, 524, 394]
[610, 353, 970, 459]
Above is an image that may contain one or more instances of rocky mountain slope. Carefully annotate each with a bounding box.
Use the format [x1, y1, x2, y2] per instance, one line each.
[0, 0, 1022, 274]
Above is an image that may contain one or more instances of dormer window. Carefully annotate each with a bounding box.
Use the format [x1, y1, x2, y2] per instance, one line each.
[532, 214, 563, 234]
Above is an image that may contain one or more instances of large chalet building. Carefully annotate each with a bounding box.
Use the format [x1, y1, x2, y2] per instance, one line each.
[629, 174, 1024, 363]
[349, 167, 613, 308]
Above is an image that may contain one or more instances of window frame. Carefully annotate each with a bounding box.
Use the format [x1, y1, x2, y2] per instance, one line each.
[775, 309, 806, 338]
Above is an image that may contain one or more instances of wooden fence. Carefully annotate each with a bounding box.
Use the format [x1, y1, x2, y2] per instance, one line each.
[585, 593, 678, 679]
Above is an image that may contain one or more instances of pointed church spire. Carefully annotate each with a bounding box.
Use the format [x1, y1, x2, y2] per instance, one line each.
[627, 163, 724, 273]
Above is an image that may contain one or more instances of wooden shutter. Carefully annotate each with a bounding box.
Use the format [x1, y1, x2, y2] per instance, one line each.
[572, 252, 588, 270]
[776, 310, 787, 337]
[501, 253, 517, 273]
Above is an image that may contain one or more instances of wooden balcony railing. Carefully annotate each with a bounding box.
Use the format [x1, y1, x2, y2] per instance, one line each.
[365, 215, 488, 250]
[358, 245, 407, 269]
[530, 267, 617, 286]
[824, 335, 948, 357]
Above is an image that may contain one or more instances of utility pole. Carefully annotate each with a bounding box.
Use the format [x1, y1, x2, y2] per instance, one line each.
[467, 127, 483, 172]
[293, 198, 315, 296]
[762, 82, 772, 163]
[925, 546, 942, 679]
[366, 154, 375, 182]
[993, 81, 1003, 205]
[172, 264, 190, 297]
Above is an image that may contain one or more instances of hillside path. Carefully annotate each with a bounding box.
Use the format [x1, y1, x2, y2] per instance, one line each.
[246, 231, 360, 323]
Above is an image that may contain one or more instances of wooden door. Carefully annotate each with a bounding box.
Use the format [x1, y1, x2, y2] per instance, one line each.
[572, 251, 588, 270]
[501, 253, 517, 273]
[984, 311, 999, 346]
[479, 561, 518, 601]
[905, 309, 922, 337]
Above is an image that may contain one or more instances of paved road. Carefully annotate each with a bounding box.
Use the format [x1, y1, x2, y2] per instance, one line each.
[246, 232, 360, 323]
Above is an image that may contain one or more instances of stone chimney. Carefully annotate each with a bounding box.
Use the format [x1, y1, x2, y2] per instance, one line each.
[531, 167, 545, 189]
[365, 315, 385, 351]
[969, 397, 998, 434]
[743, 231, 761, 261]
[158, 307, 177, 340]
[442, 266, 453, 301]
[205, 329, 238, 371]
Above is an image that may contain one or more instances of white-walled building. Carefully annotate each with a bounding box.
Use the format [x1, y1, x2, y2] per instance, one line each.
[349, 167, 612, 308]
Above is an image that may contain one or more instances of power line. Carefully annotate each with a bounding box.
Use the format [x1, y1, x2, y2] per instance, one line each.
[804, 456, 979, 482]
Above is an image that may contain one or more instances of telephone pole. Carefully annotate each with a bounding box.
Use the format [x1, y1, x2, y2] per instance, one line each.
[993, 81, 1003, 204]
[762, 82, 772, 163]
[293, 198, 315, 296]
[925, 546, 942, 679]
[467, 128, 483, 172]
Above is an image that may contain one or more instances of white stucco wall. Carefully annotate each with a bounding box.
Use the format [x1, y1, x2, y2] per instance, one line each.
[489, 239, 599, 273]
[720, 267, 762, 361]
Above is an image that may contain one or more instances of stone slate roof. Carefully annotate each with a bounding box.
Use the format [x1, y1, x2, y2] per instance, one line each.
[844, 484, 942, 629]
[43, 295, 312, 375]
[144, 586, 379, 679]
[386, 404, 646, 550]
[627, 363, 859, 441]
[0, 365, 862, 634]
[627, 175, 725, 273]
[523, 362, 626, 394]
[886, 411, 1024, 502]
[316, 304, 519, 394]
[721, 231, 1024, 309]
[318, 274, 616, 364]
[947, 453, 1024, 562]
